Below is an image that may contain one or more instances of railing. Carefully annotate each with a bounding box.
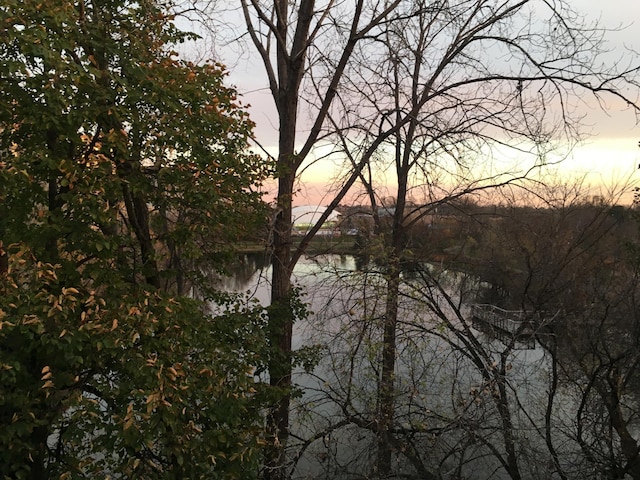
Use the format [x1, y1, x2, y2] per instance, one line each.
[470, 304, 534, 336]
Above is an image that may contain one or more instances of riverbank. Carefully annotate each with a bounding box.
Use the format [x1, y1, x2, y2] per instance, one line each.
[238, 235, 360, 256]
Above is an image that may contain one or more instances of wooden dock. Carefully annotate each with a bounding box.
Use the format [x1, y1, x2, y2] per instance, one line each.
[470, 304, 537, 346]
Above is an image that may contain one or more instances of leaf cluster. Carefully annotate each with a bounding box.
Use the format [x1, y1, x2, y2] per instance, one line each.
[1, 248, 269, 479]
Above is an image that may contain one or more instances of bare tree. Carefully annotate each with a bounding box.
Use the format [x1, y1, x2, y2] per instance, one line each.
[196, 0, 639, 478]
[290, 186, 639, 480]
[299, 0, 640, 477]
[534, 199, 640, 480]
[237, 2, 402, 478]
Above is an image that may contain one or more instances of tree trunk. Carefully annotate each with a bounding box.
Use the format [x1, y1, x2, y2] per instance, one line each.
[376, 261, 400, 477]
[239, 2, 402, 477]
[601, 373, 640, 479]
[262, 0, 310, 472]
[496, 355, 522, 480]
[264, 170, 295, 480]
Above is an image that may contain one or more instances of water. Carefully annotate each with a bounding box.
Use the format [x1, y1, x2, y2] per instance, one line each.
[219, 254, 630, 480]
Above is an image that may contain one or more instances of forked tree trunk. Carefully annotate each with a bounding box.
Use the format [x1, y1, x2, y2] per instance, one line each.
[238, 2, 402, 477]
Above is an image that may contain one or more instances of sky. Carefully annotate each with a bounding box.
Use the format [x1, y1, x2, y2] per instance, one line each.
[196, 0, 640, 206]
[558, 0, 640, 201]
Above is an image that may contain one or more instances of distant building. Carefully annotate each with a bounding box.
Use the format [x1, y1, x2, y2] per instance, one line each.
[292, 205, 340, 235]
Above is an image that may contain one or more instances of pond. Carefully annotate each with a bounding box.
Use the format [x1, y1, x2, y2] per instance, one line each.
[218, 253, 621, 480]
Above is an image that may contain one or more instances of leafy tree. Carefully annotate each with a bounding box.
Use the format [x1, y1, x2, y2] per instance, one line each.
[0, 0, 271, 478]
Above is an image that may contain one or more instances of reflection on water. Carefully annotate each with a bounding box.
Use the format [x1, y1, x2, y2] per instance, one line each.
[216, 252, 272, 293]
[218, 253, 360, 299]
[218, 254, 596, 480]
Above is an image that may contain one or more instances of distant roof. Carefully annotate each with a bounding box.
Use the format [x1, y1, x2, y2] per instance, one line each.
[292, 205, 340, 226]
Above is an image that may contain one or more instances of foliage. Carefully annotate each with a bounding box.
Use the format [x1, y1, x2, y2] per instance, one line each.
[0, 0, 272, 478]
[0, 248, 269, 479]
[0, 0, 269, 284]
